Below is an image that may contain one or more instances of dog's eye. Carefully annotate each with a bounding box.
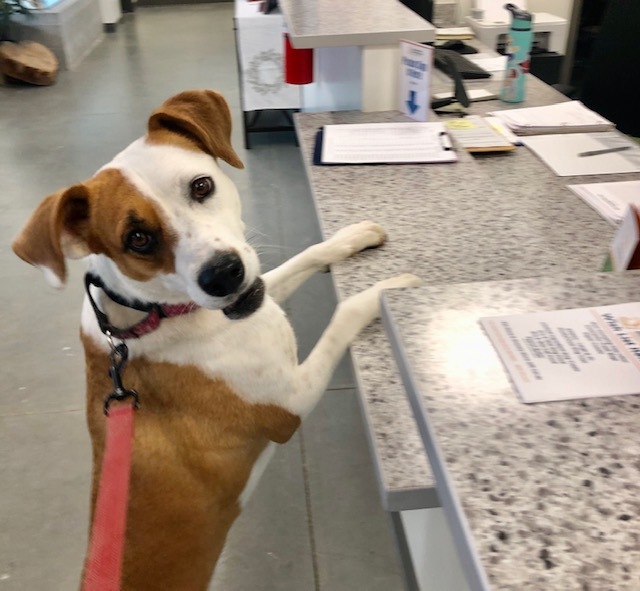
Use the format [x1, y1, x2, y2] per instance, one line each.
[125, 230, 155, 254]
[190, 176, 215, 202]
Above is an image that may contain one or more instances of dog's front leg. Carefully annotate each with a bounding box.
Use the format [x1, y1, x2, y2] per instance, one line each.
[263, 221, 387, 304]
[287, 273, 421, 419]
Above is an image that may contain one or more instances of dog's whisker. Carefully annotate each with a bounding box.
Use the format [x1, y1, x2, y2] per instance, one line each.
[244, 225, 270, 241]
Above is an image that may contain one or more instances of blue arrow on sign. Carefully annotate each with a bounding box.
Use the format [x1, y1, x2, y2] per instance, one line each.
[406, 90, 419, 114]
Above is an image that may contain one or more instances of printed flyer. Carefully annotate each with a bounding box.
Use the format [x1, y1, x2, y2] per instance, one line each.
[479, 302, 640, 403]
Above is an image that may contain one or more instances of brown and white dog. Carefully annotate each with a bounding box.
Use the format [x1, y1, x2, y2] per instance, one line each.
[12, 90, 420, 590]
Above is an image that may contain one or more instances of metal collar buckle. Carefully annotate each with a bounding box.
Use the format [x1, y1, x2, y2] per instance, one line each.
[103, 334, 140, 416]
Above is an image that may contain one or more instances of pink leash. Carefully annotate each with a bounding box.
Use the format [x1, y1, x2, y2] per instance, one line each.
[82, 403, 135, 591]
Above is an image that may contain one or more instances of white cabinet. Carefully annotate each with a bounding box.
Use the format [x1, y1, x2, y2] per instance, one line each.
[234, 0, 301, 147]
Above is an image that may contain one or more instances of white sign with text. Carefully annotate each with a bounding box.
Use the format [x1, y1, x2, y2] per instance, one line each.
[399, 40, 433, 122]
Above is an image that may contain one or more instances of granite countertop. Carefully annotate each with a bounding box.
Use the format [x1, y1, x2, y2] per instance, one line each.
[279, 0, 436, 49]
[382, 273, 640, 590]
[294, 75, 640, 511]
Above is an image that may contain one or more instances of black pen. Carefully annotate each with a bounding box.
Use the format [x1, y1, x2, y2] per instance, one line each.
[578, 146, 631, 157]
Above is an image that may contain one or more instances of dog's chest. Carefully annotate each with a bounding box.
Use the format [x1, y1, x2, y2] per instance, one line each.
[83, 334, 302, 480]
[81, 295, 300, 409]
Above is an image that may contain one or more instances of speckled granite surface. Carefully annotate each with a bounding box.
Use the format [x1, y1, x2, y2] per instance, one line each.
[382, 273, 640, 590]
[294, 74, 640, 512]
[279, 0, 436, 49]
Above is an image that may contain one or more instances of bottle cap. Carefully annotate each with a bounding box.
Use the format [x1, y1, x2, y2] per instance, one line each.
[504, 3, 532, 21]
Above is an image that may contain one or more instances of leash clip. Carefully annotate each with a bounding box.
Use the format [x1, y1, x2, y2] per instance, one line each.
[104, 340, 140, 415]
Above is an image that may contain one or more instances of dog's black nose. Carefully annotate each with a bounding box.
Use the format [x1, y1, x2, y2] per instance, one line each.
[197, 252, 245, 297]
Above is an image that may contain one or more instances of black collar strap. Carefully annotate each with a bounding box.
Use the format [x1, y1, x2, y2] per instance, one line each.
[84, 272, 199, 340]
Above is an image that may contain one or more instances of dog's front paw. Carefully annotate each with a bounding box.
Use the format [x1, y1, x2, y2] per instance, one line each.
[329, 221, 387, 257]
[375, 273, 423, 291]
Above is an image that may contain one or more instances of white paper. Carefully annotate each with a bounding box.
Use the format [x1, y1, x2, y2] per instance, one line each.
[480, 302, 640, 403]
[522, 133, 640, 176]
[433, 88, 497, 102]
[610, 206, 640, 271]
[465, 54, 507, 73]
[568, 181, 640, 225]
[321, 122, 457, 165]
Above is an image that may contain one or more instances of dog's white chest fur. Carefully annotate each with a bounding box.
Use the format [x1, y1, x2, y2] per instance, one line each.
[81, 293, 300, 409]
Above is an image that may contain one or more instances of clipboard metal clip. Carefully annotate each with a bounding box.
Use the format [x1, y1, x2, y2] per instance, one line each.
[438, 131, 454, 151]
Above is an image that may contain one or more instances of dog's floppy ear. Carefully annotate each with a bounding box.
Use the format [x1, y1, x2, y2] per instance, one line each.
[147, 90, 244, 169]
[12, 184, 92, 288]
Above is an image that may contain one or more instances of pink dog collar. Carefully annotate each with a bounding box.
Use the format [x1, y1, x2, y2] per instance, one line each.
[84, 273, 199, 340]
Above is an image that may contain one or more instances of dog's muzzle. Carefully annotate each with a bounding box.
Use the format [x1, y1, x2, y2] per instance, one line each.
[197, 252, 264, 319]
[222, 277, 265, 320]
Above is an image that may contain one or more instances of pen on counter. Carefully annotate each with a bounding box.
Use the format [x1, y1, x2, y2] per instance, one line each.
[578, 146, 631, 157]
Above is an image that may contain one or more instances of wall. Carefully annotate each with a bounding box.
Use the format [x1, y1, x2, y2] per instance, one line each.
[435, 0, 575, 25]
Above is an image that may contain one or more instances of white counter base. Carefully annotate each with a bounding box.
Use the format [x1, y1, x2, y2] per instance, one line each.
[300, 43, 411, 113]
[399, 508, 470, 591]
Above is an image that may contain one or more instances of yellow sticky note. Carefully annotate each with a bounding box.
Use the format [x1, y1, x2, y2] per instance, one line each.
[445, 119, 477, 130]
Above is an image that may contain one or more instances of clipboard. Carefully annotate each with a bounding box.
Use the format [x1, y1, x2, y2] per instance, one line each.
[313, 122, 458, 166]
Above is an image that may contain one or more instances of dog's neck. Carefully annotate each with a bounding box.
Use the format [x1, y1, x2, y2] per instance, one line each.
[86, 254, 198, 336]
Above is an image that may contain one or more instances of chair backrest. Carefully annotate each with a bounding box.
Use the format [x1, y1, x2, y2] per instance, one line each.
[579, 0, 640, 137]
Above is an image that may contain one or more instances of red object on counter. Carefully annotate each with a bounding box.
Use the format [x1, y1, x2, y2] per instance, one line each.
[284, 34, 313, 85]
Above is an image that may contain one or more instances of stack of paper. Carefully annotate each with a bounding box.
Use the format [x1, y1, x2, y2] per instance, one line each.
[444, 116, 515, 152]
[568, 181, 640, 225]
[435, 27, 474, 40]
[489, 101, 615, 135]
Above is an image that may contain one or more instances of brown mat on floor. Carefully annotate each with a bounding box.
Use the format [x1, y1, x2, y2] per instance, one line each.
[0, 41, 58, 86]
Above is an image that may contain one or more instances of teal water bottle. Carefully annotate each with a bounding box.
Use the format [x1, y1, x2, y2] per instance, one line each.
[500, 3, 533, 103]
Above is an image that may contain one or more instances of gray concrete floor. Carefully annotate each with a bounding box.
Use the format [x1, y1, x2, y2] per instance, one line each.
[0, 5, 405, 590]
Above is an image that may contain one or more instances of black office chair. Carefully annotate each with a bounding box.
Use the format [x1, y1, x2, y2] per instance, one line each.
[398, 0, 434, 22]
[572, 0, 640, 137]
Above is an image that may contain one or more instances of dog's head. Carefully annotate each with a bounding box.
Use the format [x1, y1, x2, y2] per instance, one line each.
[12, 90, 265, 319]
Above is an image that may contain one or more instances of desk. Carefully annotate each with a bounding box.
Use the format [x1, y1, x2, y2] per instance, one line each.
[279, 0, 435, 112]
[381, 273, 640, 590]
[294, 73, 640, 588]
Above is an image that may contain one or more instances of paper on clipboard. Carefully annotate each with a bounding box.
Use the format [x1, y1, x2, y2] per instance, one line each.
[319, 122, 458, 165]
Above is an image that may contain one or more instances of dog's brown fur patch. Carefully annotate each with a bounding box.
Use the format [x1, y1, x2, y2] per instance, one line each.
[82, 334, 300, 590]
[13, 168, 177, 285]
[79, 168, 177, 281]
